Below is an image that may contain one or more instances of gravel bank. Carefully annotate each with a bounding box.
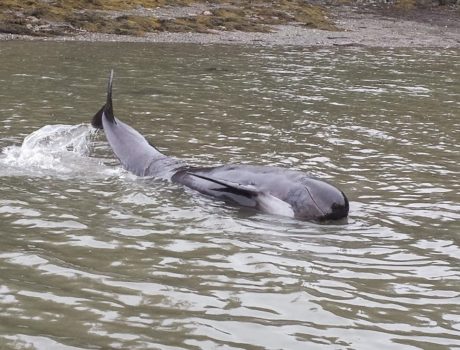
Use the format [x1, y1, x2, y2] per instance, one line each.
[1, 5, 459, 47]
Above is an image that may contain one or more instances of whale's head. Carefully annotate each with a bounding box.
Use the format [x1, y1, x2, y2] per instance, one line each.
[298, 177, 349, 222]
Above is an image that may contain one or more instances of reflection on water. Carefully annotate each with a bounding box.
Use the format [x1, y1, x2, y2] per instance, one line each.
[0, 42, 459, 350]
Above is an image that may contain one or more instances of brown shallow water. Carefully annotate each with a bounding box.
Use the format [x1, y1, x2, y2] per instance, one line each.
[0, 42, 459, 349]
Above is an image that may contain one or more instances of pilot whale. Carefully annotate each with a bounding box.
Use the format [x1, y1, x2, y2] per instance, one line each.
[91, 71, 349, 222]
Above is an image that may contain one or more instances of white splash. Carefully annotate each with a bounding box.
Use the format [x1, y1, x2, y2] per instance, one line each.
[0, 124, 114, 178]
[25, 124, 91, 154]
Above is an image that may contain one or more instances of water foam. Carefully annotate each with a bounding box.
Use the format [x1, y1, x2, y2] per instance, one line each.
[0, 124, 115, 178]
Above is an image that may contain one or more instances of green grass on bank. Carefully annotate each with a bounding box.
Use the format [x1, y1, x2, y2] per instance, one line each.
[0, 0, 337, 36]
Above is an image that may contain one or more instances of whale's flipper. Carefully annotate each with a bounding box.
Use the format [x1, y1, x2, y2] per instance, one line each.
[188, 172, 259, 194]
[186, 172, 295, 217]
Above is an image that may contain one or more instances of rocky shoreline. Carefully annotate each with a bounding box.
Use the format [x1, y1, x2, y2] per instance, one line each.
[1, 3, 459, 47]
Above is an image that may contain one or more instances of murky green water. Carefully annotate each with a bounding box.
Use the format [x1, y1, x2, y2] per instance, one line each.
[0, 42, 459, 350]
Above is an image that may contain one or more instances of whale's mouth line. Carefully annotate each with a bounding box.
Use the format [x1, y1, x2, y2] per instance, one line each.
[304, 185, 326, 217]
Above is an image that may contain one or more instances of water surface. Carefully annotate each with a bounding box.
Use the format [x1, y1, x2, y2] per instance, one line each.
[0, 42, 459, 350]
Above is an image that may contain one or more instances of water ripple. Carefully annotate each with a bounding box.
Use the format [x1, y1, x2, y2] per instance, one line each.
[0, 43, 459, 350]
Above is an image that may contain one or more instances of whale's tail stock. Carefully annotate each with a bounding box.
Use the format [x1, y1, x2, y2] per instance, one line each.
[89, 70, 175, 177]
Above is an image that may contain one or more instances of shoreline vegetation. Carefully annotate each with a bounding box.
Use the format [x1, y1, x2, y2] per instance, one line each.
[0, 0, 459, 47]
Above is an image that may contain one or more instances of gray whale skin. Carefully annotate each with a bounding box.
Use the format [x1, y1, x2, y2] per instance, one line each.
[91, 71, 349, 222]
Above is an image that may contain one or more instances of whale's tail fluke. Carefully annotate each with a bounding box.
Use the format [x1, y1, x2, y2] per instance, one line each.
[91, 69, 115, 129]
[104, 69, 115, 123]
[91, 105, 104, 129]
